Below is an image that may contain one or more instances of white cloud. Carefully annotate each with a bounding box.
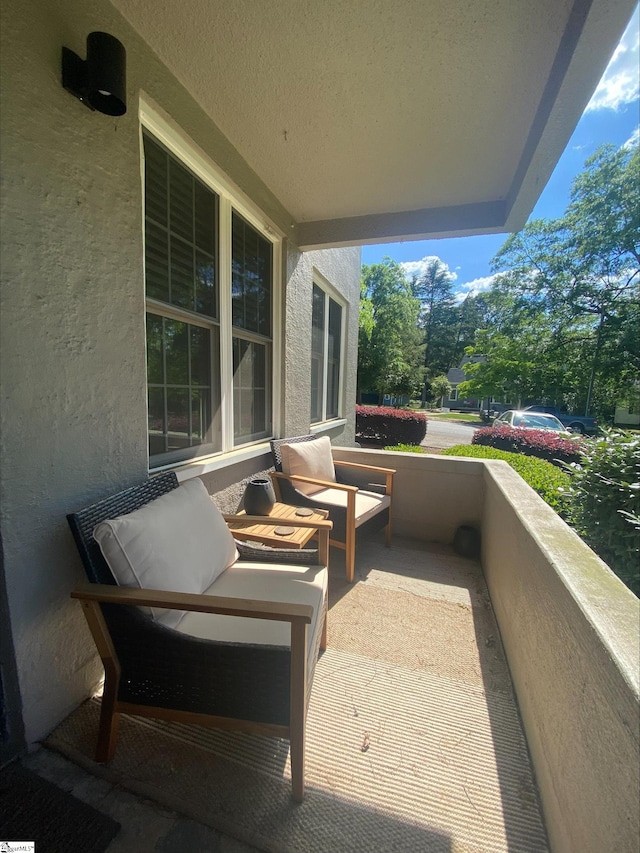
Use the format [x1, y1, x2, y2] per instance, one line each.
[399, 256, 458, 282]
[454, 274, 498, 303]
[400, 260, 500, 302]
[586, 8, 639, 112]
[623, 126, 640, 148]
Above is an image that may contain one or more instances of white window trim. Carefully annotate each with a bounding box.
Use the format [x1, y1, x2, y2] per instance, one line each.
[449, 387, 458, 401]
[139, 98, 282, 470]
[170, 443, 273, 482]
[311, 270, 346, 425]
[310, 418, 347, 435]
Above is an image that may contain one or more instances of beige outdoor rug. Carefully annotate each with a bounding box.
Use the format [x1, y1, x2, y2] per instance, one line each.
[47, 540, 549, 853]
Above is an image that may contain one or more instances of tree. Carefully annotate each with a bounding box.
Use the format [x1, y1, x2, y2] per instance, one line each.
[447, 294, 492, 369]
[563, 143, 640, 412]
[409, 257, 456, 402]
[357, 279, 376, 402]
[358, 258, 424, 402]
[462, 143, 640, 418]
[429, 375, 452, 407]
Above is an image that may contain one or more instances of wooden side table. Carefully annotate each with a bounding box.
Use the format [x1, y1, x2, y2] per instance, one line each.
[226, 502, 329, 550]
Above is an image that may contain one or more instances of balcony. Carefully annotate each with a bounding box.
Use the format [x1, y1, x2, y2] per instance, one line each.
[332, 447, 640, 853]
[44, 448, 639, 853]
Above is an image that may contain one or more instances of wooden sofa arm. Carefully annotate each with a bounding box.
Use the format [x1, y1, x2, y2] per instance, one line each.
[333, 460, 395, 495]
[71, 584, 314, 624]
[333, 460, 396, 475]
[270, 470, 358, 493]
[224, 513, 334, 530]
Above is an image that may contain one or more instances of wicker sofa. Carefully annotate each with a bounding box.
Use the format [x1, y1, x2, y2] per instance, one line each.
[67, 472, 331, 801]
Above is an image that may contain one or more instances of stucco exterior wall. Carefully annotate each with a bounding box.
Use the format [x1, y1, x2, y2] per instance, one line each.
[283, 246, 361, 444]
[0, 0, 360, 746]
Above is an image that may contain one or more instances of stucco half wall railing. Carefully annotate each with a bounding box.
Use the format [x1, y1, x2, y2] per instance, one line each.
[331, 446, 640, 853]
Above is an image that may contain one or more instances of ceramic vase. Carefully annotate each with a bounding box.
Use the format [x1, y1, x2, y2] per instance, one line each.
[243, 478, 276, 515]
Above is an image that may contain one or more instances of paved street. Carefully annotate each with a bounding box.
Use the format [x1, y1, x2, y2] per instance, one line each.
[421, 417, 480, 449]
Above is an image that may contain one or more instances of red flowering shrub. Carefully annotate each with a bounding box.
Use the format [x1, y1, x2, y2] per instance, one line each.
[356, 405, 427, 446]
[472, 425, 583, 466]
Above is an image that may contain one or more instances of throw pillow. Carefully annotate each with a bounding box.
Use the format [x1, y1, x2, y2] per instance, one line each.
[93, 478, 238, 629]
[280, 436, 336, 496]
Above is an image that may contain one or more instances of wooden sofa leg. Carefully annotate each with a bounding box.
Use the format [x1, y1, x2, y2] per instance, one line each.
[96, 679, 120, 763]
[345, 538, 356, 583]
[385, 517, 392, 548]
[95, 652, 121, 763]
[290, 621, 308, 801]
[80, 600, 122, 763]
[320, 601, 328, 651]
[290, 735, 305, 802]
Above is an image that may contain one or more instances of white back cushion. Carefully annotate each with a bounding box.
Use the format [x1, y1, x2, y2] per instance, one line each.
[280, 436, 336, 496]
[93, 479, 238, 629]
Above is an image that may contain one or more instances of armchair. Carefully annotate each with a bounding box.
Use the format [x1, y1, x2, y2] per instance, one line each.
[67, 472, 331, 801]
[270, 435, 395, 583]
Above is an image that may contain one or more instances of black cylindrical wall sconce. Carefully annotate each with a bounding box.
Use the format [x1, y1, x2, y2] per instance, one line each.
[62, 31, 127, 116]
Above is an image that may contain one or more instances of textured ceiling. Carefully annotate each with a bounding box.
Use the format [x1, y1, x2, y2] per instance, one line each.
[111, 0, 635, 247]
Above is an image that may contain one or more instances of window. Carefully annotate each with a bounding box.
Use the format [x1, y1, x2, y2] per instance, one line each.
[143, 127, 277, 467]
[449, 387, 458, 401]
[146, 313, 220, 460]
[232, 212, 272, 443]
[311, 281, 344, 423]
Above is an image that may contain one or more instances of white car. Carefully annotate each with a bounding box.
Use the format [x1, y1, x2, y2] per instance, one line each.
[493, 410, 567, 432]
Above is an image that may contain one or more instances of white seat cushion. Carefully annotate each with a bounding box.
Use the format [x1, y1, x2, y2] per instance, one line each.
[280, 436, 336, 496]
[310, 488, 391, 527]
[93, 479, 238, 629]
[176, 561, 328, 671]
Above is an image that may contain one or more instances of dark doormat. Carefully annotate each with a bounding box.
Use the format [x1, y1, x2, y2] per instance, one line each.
[0, 761, 120, 853]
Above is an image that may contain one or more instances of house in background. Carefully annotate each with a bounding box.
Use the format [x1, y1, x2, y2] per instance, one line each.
[1, 1, 637, 844]
[443, 356, 487, 411]
[614, 383, 640, 428]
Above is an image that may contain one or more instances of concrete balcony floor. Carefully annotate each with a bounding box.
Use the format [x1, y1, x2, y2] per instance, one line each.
[321, 533, 548, 852]
[23, 534, 548, 852]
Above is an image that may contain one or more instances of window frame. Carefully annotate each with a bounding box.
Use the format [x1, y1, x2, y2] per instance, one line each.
[145, 300, 222, 465]
[310, 272, 346, 425]
[140, 101, 282, 471]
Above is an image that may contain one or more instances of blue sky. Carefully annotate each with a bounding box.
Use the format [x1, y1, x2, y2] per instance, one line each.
[361, 6, 640, 300]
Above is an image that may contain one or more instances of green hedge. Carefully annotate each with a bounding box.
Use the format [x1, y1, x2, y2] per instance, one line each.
[561, 430, 639, 596]
[472, 424, 582, 466]
[446, 435, 640, 596]
[441, 444, 570, 513]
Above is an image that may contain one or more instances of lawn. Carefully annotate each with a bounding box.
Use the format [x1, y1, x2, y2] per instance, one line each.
[425, 411, 483, 424]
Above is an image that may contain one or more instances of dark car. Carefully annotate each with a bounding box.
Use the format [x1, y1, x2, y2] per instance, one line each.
[524, 405, 598, 435]
[480, 403, 510, 423]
